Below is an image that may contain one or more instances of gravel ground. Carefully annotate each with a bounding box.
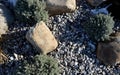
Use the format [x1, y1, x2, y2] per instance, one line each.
[0, 0, 120, 75]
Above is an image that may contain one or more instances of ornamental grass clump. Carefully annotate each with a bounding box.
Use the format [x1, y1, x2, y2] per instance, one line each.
[15, 55, 60, 75]
[83, 14, 114, 42]
[14, 0, 48, 24]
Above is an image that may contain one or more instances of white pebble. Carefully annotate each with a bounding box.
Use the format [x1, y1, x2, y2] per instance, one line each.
[10, 57, 14, 60]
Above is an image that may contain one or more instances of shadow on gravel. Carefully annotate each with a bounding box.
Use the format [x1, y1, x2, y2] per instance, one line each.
[0, 57, 33, 75]
[0, 22, 39, 59]
[0, 60, 21, 75]
[0, 22, 39, 74]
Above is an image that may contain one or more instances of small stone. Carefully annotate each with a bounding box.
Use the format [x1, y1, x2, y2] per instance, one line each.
[10, 56, 14, 60]
[14, 53, 18, 60]
[88, 42, 95, 51]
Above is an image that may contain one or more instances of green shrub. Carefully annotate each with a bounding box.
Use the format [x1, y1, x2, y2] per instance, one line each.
[14, 0, 48, 24]
[15, 55, 60, 75]
[83, 14, 114, 42]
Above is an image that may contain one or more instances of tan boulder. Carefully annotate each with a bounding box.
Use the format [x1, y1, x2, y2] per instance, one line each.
[0, 3, 14, 37]
[26, 21, 58, 54]
[46, 0, 76, 16]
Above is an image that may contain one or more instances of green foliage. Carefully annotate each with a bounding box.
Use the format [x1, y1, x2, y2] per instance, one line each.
[15, 55, 60, 75]
[83, 14, 114, 42]
[14, 0, 48, 24]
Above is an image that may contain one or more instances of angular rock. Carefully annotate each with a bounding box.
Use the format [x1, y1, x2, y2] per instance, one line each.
[0, 3, 14, 37]
[97, 32, 120, 65]
[86, 0, 105, 6]
[26, 21, 58, 54]
[46, 0, 76, 16]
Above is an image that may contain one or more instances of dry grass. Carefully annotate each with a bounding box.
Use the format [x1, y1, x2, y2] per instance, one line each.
[0, 35, 8, 64]
[0, 49, 8, 64]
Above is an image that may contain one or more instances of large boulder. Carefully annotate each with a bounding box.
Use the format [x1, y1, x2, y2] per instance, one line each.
[97, 41, 120, 65]
[46, 0, 76, 16]
[97, 32, 120, 65]
[26, 21, 58, 54]
[0, 3, 14, 37]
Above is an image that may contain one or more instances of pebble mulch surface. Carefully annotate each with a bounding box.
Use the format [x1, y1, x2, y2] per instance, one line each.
[0, 0, 120, 75]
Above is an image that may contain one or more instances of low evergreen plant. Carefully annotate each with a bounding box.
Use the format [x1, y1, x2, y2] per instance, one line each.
[15, 55, 60, 75]
[14, 0, 48, 24]
[83, 14, 114, 42]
